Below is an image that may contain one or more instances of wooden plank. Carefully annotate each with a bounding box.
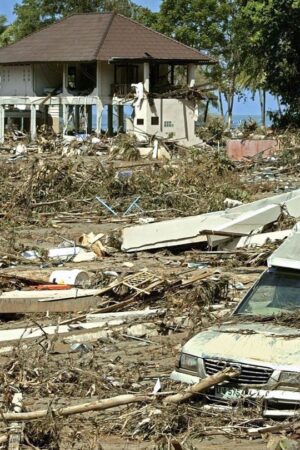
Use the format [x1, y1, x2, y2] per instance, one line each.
[181, 269, 212, 287]
[0, 296, 101, 313]
[200, 229, 249, 238]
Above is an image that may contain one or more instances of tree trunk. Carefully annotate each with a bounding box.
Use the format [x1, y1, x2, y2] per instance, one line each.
[226, 94, 234, 129]
[218, 91, 224, 118]
[259, 89, 266, 127]
[204, 100, 210, 123]
[277, 96, 282, 115]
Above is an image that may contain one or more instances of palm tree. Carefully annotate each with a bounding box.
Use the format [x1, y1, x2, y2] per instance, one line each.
[237, 54, 267, 128]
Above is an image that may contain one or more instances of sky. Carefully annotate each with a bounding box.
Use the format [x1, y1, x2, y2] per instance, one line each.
[1, 0, 17, 22]
[0, 0, 277, 117]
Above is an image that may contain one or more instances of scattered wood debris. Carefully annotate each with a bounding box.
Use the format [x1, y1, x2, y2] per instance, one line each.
[1, 129, 300, 448]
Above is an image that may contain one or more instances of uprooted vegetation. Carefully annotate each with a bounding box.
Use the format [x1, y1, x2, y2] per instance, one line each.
[0, 151, 250, 225]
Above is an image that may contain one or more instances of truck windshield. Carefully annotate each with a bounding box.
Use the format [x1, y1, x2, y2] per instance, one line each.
[235, 268, 300, 316]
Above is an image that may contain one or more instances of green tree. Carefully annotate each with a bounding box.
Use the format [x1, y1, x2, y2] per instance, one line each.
[0, 15, 11, 47]
[156, 0, 251, 128]
[3, 0, 53, 42]
[242, 0, 300, 126]
[0, 15, 6, 34]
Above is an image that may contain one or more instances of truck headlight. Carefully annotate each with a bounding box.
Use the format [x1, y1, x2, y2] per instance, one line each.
[179, 353, 198, 372]
[279, 371, 300, 386]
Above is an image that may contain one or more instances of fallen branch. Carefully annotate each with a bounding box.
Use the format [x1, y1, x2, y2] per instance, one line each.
[0, 395, 151, 422]
[0, 369, 239, 422]
[163, 367, 239, 404]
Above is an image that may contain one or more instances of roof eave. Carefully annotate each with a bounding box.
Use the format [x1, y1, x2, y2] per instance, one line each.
[107, 57, 215, 65]
[0, 59, 97, 65]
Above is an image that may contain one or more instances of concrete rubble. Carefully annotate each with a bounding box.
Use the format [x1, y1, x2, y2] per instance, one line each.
[122, 188, 300, 252]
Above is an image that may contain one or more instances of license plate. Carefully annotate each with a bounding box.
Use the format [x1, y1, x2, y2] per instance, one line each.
[215, 386, 245, 400]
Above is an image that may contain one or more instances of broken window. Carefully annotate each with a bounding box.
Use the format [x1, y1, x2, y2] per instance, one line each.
[115, 65, 139, 85]
[150, 63, 188, 93]
[113, 64, 139, 96]
[68, 66, 77, 90]
[67, 63, 96, 95]
[150, 63, 170, 93]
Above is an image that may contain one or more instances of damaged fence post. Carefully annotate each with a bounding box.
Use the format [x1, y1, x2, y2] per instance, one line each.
[95, 196, 118, 216]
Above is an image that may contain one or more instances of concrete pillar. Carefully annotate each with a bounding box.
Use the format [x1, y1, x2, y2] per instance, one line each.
[96, 100, 103, 135]
[187, 64, 196, 87]
[0, 105, 4, 143]
[75, 105, 80, 132]
[62, 104, 69, 134]
[107, 104, 113, 136]
[96, 61, 103, 136]
[87, 105, 93, 133]
[144, 62, 150, 92]
[63, 64, 67, 94]
[117, 105, 124, 133]
[30, 104, 37, 141]
[43, 105, 48, 128]
[96, 61, 102, 97]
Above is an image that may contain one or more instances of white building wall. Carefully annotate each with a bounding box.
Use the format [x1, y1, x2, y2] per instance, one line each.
[131, 98, 200, 146]
[0, 65, 35, 96]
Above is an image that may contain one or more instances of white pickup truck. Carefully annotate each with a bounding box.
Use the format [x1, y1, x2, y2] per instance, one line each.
[171, 225, 300, 417]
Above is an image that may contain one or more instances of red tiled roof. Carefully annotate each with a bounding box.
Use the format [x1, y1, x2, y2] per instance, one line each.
[0, 13, 212, 64]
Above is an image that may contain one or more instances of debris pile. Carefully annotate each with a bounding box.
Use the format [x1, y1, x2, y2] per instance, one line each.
[1, 130, 300, 448]
[0, 148, 248, 225]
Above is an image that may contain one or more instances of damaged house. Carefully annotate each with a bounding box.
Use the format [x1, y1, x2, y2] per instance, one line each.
[0, 13, 213, 145]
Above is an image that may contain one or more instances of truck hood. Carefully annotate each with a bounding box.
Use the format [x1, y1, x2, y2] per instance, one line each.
[183, 321, 300, 369]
